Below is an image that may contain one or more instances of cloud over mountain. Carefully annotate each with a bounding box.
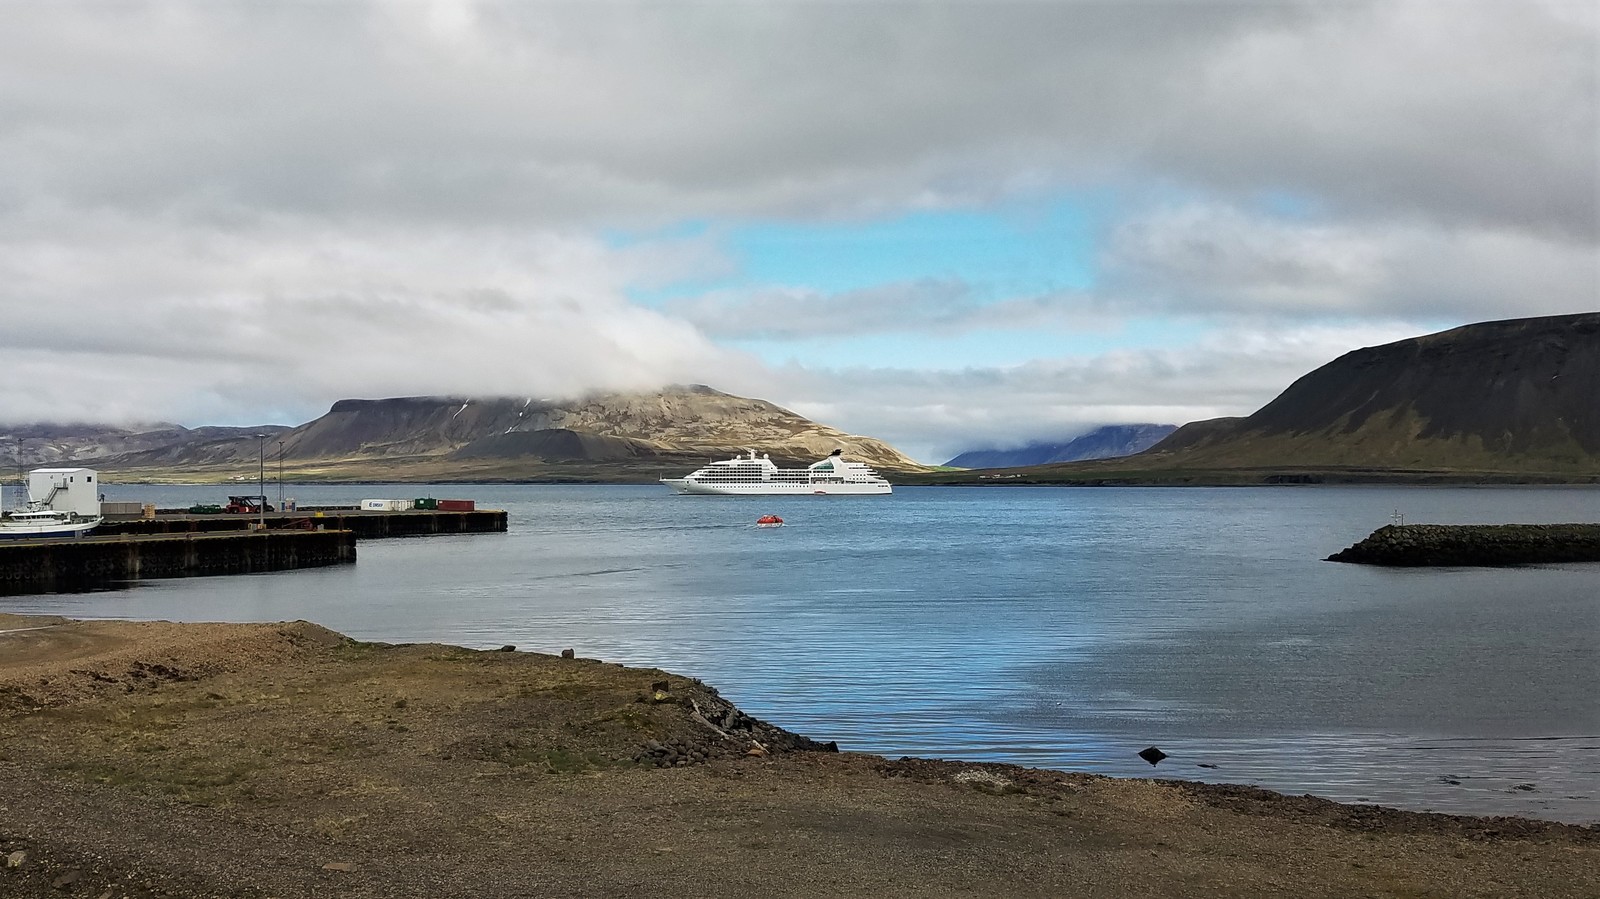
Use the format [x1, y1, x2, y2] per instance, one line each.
[0, 1, 1592, 461]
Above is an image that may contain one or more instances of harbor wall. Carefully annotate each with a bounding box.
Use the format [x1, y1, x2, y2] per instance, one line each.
[0, 530, 356, 596]
[1326, 523, 1600, 567]
[98, 509, 507, 539]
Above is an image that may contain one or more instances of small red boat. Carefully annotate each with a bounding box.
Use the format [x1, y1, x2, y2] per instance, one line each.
[755, 514, 784, 528]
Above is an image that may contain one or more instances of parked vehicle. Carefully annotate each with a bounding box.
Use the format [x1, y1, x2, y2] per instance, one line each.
[224, 495, 274, 514]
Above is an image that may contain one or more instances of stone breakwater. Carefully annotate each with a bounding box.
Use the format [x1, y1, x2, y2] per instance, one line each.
[1327, 523, 1600, 567]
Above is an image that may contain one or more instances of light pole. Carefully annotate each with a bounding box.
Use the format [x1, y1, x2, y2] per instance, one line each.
[255, 434, 266, 529]
[278, 440, 285, 507]
[8, 439, 19, 511]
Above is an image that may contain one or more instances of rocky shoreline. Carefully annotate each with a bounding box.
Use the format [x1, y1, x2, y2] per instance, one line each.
[2, 615, 1597, 898]
[1327, 523, 1600, 566]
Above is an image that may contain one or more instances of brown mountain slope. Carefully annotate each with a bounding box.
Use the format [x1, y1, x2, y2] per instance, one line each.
[451, 429, 663, 463]
[1138, 313, 1600, 473]
[901, 313, 1600, 486]
[101, 386, 922, 482]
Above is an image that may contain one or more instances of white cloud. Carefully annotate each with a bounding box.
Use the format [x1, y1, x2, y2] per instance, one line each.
[1100, 203, 1600, 319]
[0, 209, 743, 424]
[665, 279, 985, 340]
[0, 1, 1592, 459]
[2, 2, 1590, 230]
[724, 321, 1426, 463]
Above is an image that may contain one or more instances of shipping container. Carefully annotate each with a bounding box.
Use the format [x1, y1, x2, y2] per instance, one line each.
[436, 499, 475, 512]
[362, 498, 413, 511]
[99, 501, 144, 516]
[414, 497, 438, 510]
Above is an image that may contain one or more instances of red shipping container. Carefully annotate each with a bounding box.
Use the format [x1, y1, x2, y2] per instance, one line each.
[436, 499, 476, 512]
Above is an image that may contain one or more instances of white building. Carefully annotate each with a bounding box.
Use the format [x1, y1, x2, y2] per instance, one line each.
[26, 468, 102, 517]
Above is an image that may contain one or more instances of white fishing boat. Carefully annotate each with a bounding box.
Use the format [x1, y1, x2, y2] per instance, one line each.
[0, 507, 102, 539]
[0, 467, 104, 539]
[661, 449, 892, 496]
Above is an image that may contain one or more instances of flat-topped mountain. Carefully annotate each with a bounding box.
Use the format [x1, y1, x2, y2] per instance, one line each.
[72, 386, 922, 482]
[945, 424, 1177, 468]
[1136, 313, 1600, 473]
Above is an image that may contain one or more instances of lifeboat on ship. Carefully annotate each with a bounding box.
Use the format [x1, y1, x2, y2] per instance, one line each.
[755, 514, 784, 528]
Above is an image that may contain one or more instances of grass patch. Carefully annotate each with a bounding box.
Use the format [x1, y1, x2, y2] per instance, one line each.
[55, 754, 264, 804]
[588, 703, 666, 734]
[486, 742, 617, 774]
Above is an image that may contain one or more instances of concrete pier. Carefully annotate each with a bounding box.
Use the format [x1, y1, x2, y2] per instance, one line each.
[0, 529, 357, 596]
[98, 508, 508, 540]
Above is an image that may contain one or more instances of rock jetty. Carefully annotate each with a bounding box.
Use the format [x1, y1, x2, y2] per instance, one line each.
[1327, 523, 1600, 566]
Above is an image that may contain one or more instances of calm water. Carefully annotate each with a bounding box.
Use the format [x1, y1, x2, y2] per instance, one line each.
[5, 484, 1598, 823]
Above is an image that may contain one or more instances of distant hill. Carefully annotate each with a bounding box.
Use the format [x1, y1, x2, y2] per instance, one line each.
[1135, 313, 1600, 473]
[78, 386, 922, 483]
[0, 423, 291, 469]
[945, 424, 1177, 468]
[896, 312, 1600, 486]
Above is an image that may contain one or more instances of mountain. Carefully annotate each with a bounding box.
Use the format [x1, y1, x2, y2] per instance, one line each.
[1133, 313, 1600, 474]
[0, 423, 292, 469]
[945, 424, 1178, 468]
[88, 386, 922, 482]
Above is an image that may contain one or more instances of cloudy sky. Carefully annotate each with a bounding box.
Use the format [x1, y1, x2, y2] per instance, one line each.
[2, 1, 1595, 463]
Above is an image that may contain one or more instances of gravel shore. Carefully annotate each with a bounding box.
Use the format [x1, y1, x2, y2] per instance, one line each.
[2, 613, 1595, 898]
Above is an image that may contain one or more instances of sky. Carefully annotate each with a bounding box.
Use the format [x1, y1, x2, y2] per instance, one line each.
[1, 1, 1595, 464]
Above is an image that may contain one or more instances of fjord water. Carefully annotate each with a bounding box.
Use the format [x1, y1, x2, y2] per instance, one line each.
[8, 484, 1598, 823]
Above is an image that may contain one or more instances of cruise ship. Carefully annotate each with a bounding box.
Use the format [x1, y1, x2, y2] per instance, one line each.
[661, 449, 893, 495]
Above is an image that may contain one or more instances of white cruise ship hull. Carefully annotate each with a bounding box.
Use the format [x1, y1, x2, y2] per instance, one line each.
[661, 479, 891, 496]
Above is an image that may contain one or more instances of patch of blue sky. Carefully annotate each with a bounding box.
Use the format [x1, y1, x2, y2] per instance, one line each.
[1252, 189, 1324, 220]
[621, 199, 1097, 307]
[735, 318, 1209, 371]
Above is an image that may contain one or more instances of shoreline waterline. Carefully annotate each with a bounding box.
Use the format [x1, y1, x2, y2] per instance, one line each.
[0, 612, 1593, 833]
[4, 613, 1595, 898]
[5, 483, 1597, 825]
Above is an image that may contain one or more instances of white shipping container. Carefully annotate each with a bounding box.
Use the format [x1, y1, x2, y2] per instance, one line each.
[361, 499, 414, 511]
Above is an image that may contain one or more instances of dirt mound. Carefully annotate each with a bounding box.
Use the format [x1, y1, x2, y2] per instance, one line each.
[0, 619, 346, 709]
